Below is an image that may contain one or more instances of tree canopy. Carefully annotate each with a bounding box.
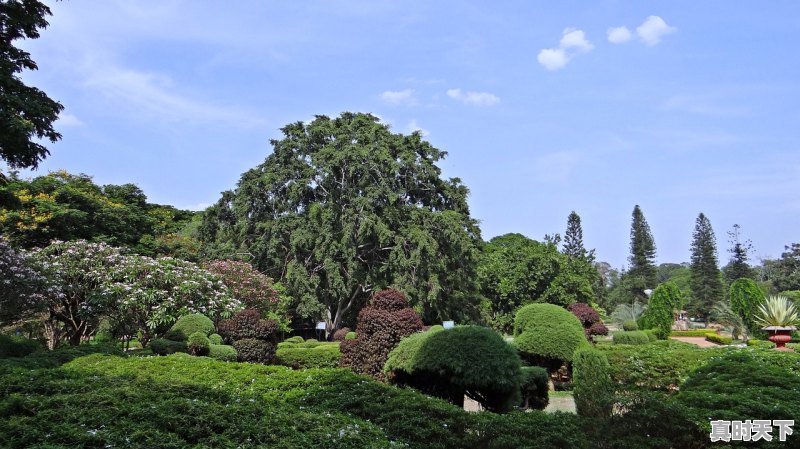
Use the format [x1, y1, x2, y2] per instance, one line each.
[198, 112, 482, 330]
[688, 213, 723, 320]
[0, 0, 63, 170]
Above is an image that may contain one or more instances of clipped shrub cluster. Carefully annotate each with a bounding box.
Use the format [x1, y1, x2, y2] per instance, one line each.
[385, 325, 523, 413]
[151, 313, 237, 360]
[670, 329, 716, 337]
[746, 338, 775, 349]
[150, 338, 187, 356]
[187, 332, 211, 356]
[519, 366, 549, 410]
[573, 348, 614, 418]
[340, 289, 423, 380]
[639, 282, 683, 340]
[0, 335, 43, 359]
[208, 333, 223, 345]
[164, 313, 215, 341]
[513, 304, 588, 372]
[622, 320, 638, 331]
[276, 338, 342, 369]
[332, 327, 351, 342]
[217, 309, 277, 363]
[567, 303, 608, 340]
[208, 344, 237, 362]
[612, 331, 650, 345]
[704, 333, 732, 345]
[642, 329, 659, 342]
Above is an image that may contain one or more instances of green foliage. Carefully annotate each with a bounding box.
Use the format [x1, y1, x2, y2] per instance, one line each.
[688, 213, 724, 321]
[199, 112, 483, 328]
[0, 343, 122, 370]
[723, 224, 756, 284]
[276, 343, 342, 369]
[768, 243, 800, 292]
[208, 333, 223, 345]
[642, 329, 659, 342]
[710, 301, 749, 341]
[150, 338, 187, 356]
[573, 348, 614, 418]
[518, 366, 549, 410]
[640, 282, 682, 339]
[513, 303, 584, 337]
[599, 340, 716, 391]
[754, 295, 799, 327]
[612, 331, 650, 345]
[0, 0, 63, 170]
[207, 344, 237, 362]
[609, 301, 646, 327]
[385, 325, 523, 413]
[622, 320, 638, 331]
[729, 278, 763, 334]
[187, 331, 210, 356]
[427, 325, 444, 332]
[703, 333, 732, 345]
[478, 234, 596, 333]
[344, 331, 356, 340]
[283, 336, 304, 344]
[0, 334, 43, 358]
[165, 314, 215, 341]
[513, 304, 587, 370]
[625, 205, 658, 301]
[670, 329, 715, 337]
[746, 338, 775, 349]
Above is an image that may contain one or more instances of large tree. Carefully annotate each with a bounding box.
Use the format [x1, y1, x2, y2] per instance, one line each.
[563, 211, 592, 261]
[723, 224, 756, 284]
[625, 205, 657, 301]
[0, 0, 63, 170]
[688, 213, 724, 321]
[198, 113, 482, 331]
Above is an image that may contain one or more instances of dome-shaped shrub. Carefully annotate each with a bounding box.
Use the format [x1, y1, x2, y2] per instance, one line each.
[208, 333, 223, 345]
[208, 344, 238, 362]
[165, 314, 215, 341]
[514, 303, 584, 337]
[187, 332, 210, 356]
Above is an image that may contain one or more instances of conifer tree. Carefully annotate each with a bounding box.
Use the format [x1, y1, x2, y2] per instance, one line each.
[626, 205, 657, 301]
[563, 211, 594, 262]
[689, 213, 724, 322]
[724, 224, 755, 284]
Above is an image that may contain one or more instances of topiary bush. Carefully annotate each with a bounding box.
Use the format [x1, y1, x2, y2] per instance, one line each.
[187, 332, 210, 356]
[233, 338, 276, 364]
[284, 336, 304, 344]
[164, 313, 215, 341]
[150, 338, 187, 356]
[276, 343, 342, 369]
[208, 344, 237, 362]
[332, 327, 351, 342]
[642, 329, 659, 342]
[730, 278, 765, 335]
[704, 333, 732, 345]
[612, 331, 650, 345]
[573, 348, 614, 418]
[0, 335, 43, 359]
[639, 282, 683, 340]
[208, 333, 223, 345]
[746, 338, 775, 349]
[385, 325, 522, 413]
[622, 320, 639, 331]
[217, 309, 278, 342]
[340, 289, 423, 380]
[344, 331, 356, 340]
[513, 304, 588, 372]
[518, 366, 549, 410]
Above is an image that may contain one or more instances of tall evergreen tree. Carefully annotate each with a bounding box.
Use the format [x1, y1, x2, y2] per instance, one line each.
[626, 205, 657, 301]
[563, 211, 594, 262]
[689, 213, 724, 322]
[723, 224, 755, 284]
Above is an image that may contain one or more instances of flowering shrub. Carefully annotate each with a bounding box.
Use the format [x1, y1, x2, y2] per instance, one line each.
[203, 260, 280, 310]
[217, 309, 278, 342]
[0, 237, 46, 325]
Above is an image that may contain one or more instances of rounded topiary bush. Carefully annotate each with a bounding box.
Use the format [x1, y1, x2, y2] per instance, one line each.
[385, 325, 522, 413]
[165, 314, 215, 341]
[622, 320, 639, 331]
[233, 338, 275, 364]
[150, 338, 187, 356]
[208, 344, 237, 362]
[276, 343, 342, 369]
[428, 324, 444, 333]
[643, 329, 659, 342]
[519, 366, 549, 410]
[208, 333, 223, 345]
[612, 330, 650, 345]
[332, 327, 351, 342]
[513, 304, 588, 371]
[187, 331, 211, 356]
[573, 348, 614, 418]
[344, 332, 356, 340]
[513, 303, 585, 337]
[284, 336, 304, 344]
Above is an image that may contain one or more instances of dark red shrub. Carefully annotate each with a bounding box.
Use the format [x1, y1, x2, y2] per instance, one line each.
[588, 322, 609, 337]
[567, 303, 608, 340]
[233, 338, 276, 364]
[332, 327, 351, 342]
[339, 289, 423, 380]
[217, 309, 278, 342]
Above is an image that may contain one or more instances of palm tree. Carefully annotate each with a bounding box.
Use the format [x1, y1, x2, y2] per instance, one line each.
[711, 301, 748, 342]
[611, 301, 646, 325]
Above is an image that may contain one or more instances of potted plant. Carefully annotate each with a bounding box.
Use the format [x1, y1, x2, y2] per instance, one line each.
[755, 295, 799, 351]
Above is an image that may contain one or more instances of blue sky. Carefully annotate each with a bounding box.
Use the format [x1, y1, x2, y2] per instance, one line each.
[14, 0, 800, 268]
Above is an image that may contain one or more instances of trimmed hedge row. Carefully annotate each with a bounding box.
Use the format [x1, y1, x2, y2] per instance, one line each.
[670, 330, 717, 337]
[612, 331, 650, 345]
[276, 343, 341, 369]
[704, 333, 732, 345]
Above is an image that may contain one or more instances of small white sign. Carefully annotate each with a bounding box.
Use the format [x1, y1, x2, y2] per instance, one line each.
[315, 321, 327, 330]
[442, 320, 455, 329]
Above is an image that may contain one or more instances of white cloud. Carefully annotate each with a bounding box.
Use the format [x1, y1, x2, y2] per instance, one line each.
[379, 89, 417, 106]
[407, 119, 429, 137]
[636, 16, 676, 46]
[446, 88, 500, 106]
[537, 48, 569, 71]
[560, 28, 594, 52]
[56, 113, 84, 127]
[607, 26, 632, 44]
[537, 27, 593, 71]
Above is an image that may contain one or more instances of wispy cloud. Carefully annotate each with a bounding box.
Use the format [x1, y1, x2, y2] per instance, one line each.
[446, 88, 500, 106]
[661, 95, 748, 117]
[380, 89, 417, 106]
[537, 28, 594, 71]
[607, 26, 632, 44]
[636, 16, 676, 46]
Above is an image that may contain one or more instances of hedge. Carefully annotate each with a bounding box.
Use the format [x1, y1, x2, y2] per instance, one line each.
[670, 330, 716, 337]
[513, 303, 585, 337]
[519, 366, 549, 410]
[573, 348, 614, 418]
[612, 331, 650, 345]
[208, 344, 237, 362]
[208, 333, 223, 345]
[0, 335, 43, 359]
[642, 329, 659, 342]
[622, 320, 638, 331]
[746, 338, 775, 349]
[276, 343, 342, 369]
[150, 338, 188, 356]
[704, 333, 732, 345]
[187, 332, 210, 356]
[514, 326, 589, 366]
[164, 314, 215, 341]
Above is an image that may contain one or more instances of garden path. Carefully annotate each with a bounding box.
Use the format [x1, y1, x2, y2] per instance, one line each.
[669, 336, 719, 348]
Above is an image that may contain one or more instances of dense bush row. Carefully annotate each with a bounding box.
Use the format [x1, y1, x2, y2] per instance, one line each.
[276, 338, 342, 369]
[611, 330, 650, 345]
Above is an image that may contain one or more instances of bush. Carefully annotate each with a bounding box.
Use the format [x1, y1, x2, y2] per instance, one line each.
[332, 327, 351, 342]
[0, 343, 122, 370]
[150, 338, 187, 356]
[428, 325, 444, 333]
[612, 331, 650, 345]
[642, 329, 659, 342]
[640, 282, 683, 340]
[217, 309, 278, 342]
[344, 331, 356, 340]
[340, 289, 423, 380]
[513, 303, 585, 337]
[567, 303, 608, 339]
[385, 325, 522, 413]
[622, 320, 638, 331]
[283, 336, 304, 344]
[187, 332, 210, 356]
[164, 314, 215, 341]
[208, 333, 223, 345]
[207, 344, 237, 362]
[746, 338, 775, 349]
[670, 329, 715, 337]
[514, 326, 588, 370]
[233, 338, 275, 364]
[703, 333, 732, 345]
[588, 322, 609, 338]
[518, 366, 549, 410]
[276, 343, 341, 369]
[0, 335, 43, 358]
[573, 348, 614, 418]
